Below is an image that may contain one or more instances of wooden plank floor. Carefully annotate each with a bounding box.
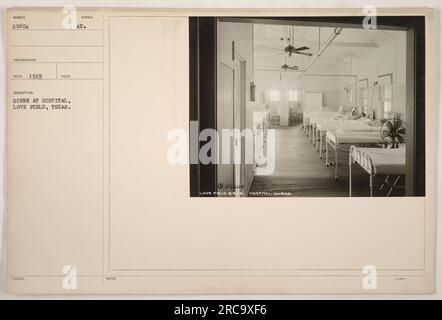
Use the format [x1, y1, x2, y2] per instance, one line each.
[248, 125, 373, 197]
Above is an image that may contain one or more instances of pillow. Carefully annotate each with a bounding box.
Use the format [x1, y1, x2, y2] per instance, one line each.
[368, 120, 382, 127]
[337, 105, 344, 114]
[335, 128, 346, 134]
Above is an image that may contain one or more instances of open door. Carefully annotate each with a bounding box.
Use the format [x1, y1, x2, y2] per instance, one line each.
[217, 63, 235, 195]
[234, 55, 247, 196]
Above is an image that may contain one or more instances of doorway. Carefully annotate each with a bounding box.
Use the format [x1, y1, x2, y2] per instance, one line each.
[234, 55, 247, 196]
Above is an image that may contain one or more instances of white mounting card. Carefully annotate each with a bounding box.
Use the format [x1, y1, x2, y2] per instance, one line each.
[5, 7, 436, 294]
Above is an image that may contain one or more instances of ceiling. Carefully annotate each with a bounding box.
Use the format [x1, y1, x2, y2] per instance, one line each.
[253, 24, 405, 73]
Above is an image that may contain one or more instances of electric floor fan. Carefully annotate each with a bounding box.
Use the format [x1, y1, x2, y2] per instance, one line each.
[380, 118, 406, 148]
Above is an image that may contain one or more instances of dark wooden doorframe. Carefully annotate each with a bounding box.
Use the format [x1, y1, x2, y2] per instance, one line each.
[189, 17, 218, 196]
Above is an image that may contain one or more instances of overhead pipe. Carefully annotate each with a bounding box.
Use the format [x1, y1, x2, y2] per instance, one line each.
[299, 27, 343, 75]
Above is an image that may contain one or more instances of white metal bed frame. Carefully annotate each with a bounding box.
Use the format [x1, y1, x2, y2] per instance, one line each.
[315, 121, 381, 159]
[349, 146, 405, 197]
[325, 131, 386, 179]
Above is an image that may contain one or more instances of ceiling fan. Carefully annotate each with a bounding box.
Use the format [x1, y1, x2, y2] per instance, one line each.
[281, 63, 299, 71]
[262, 25, 313, 57]
[284, 44, 312, 57]
[282, 52, 299, 71]
[280, 54, 299, 71]
[259, 55, 300, 72]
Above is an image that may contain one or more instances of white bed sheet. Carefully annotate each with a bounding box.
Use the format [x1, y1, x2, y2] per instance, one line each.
[356, 147, 406, 175]
[317, 120, 380, 132]
[308, 112, 341, 125]
[327, 130, 386, 144]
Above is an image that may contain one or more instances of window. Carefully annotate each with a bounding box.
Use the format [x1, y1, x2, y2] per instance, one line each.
[379, 85, 393, 117]
[378, 74, 393, 118]
[269, 89, 280, 101]
[359, 87, 368, 113]
[382, 86, 392, 113]
[359, 79, 369, 115]
[289, 90, 298, 102]
[344, 86, 353, 105]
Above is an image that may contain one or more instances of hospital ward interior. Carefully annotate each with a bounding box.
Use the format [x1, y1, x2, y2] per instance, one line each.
[215, 19, 409, 197]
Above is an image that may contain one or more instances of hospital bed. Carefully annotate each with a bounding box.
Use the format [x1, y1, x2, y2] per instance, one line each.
[349, 146, 405, 197]
[303, 111, 338, 139]
[303, 111, 325, 133]
[325, 129, 387, 179]
[315, 119, 380, 158]
[306, 112, 343, 143]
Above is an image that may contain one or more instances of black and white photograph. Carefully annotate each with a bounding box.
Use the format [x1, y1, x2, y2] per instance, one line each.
[189, 16, 425, 197]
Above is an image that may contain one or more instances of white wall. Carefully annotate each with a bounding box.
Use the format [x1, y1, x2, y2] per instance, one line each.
[336, 32, 407, 120]
[254, 71, 342, 121]
[254, 32, 407, 122]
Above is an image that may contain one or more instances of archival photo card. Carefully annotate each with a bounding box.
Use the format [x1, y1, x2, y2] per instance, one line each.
[4, 7, 436, 295]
